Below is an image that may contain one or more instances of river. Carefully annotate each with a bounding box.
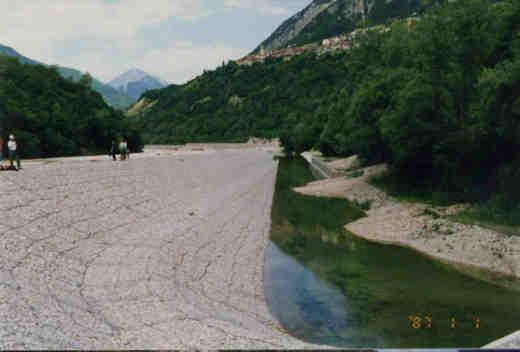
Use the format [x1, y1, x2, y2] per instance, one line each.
[264, 157, 520, 348]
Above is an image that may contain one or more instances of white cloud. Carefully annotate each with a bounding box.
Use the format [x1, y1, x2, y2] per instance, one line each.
[0, 0, 211, 61]
[135, 42, 248, 84]
[0, 0, 303, 83]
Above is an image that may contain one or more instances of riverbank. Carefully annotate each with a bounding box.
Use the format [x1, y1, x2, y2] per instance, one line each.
[270, 157, 520, 348]
[484, 330, 520, 349]
[295, 154, 520, 289]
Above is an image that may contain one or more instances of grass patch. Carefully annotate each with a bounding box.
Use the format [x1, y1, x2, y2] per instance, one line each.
[346, 169, 365, 178]
[451, 208, 520, 237]
[352, 199, 372, 211]
[372, 171, 520, 237]
[370, 172, 462, 206]
[422, 208, 442, 219]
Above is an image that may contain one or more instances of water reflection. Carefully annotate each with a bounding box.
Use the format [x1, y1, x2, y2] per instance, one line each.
[265, 157, 520, 348]
[265, 242, 369, 346]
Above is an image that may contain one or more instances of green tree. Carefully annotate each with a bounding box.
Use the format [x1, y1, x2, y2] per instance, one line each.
[79, 72, 93, 88]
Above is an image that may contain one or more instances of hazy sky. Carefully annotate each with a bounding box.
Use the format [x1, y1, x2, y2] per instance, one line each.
[0, 0, 309, 84]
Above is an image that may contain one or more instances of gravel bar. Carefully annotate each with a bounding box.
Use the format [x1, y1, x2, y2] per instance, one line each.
[0, 149, 313, 349]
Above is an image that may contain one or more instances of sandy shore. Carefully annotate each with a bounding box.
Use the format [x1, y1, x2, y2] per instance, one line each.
[0, 147, 315, 349]
[295, 156, 520, 289]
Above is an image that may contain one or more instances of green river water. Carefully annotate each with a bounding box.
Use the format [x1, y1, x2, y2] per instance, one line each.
[264, 157, 520, 348]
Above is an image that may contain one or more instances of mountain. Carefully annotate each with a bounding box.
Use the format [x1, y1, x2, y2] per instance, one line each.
[57, 67, 135, 110]
[0, 44, 134, 110]
[0, 44, 42, 65]
[253, 0, 425, 53]
[109, 69, 168, 100]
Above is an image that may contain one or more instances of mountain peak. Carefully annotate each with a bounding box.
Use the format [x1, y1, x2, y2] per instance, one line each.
[128, 68, 146, 74]
[109, 69, 151, 85]
[108, 69, 168, 100]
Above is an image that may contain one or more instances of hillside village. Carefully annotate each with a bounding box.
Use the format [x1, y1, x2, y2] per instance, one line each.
[236, 21, 411, 66]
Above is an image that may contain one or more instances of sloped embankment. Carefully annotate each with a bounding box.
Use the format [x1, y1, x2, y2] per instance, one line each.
[295, 154, 520, 289]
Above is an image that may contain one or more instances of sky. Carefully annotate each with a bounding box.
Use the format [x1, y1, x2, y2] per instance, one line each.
[0, 0, 309, 84]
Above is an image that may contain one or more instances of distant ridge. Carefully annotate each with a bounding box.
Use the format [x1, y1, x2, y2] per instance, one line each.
[0, 44, 42, 65]
[109, 69, 168, 100]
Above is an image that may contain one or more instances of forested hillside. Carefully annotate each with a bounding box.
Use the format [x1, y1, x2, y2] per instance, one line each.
[134, 53, 348, 143]
[0, 44, 135, 110]
[0, 56, 142, 158]
[135, 0, 520, 212]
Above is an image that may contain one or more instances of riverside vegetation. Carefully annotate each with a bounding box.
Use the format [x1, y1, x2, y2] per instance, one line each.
[135, 0, 520, 231]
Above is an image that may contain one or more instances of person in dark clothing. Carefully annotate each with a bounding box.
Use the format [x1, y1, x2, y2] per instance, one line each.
[110, 140, 118, 161]
[0, 136, 3, 166]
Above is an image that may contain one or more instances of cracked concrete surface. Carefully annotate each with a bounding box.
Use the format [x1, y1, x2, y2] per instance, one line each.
[0, 149, 311, 350]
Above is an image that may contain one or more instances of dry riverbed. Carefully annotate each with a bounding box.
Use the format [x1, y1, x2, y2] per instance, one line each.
[0, 147, 315, 349]
[295, 155, 520, 289]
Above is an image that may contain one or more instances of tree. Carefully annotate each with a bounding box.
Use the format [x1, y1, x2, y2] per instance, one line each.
[0, 56, 143, 158]
[79, 72, 93, 88]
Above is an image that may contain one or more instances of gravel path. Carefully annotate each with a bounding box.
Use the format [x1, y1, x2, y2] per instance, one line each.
[0, 149, 310, 349]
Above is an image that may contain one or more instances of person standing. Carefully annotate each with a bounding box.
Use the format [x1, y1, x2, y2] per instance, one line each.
[0, 136, 4, 167]
[110, 140, 118, 161]
[119, 138, 127, 161]
[8, 134, 20, 170]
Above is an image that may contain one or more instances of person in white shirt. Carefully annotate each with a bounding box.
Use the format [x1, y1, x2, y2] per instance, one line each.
[119, 139, 128, 161]
[7, 134, 20, 170]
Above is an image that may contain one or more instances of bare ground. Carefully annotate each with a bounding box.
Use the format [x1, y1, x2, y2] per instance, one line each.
[0, 148, 315, 349]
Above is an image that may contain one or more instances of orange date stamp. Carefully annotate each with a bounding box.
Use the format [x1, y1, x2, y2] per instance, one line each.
[408, 315, 481, 329]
